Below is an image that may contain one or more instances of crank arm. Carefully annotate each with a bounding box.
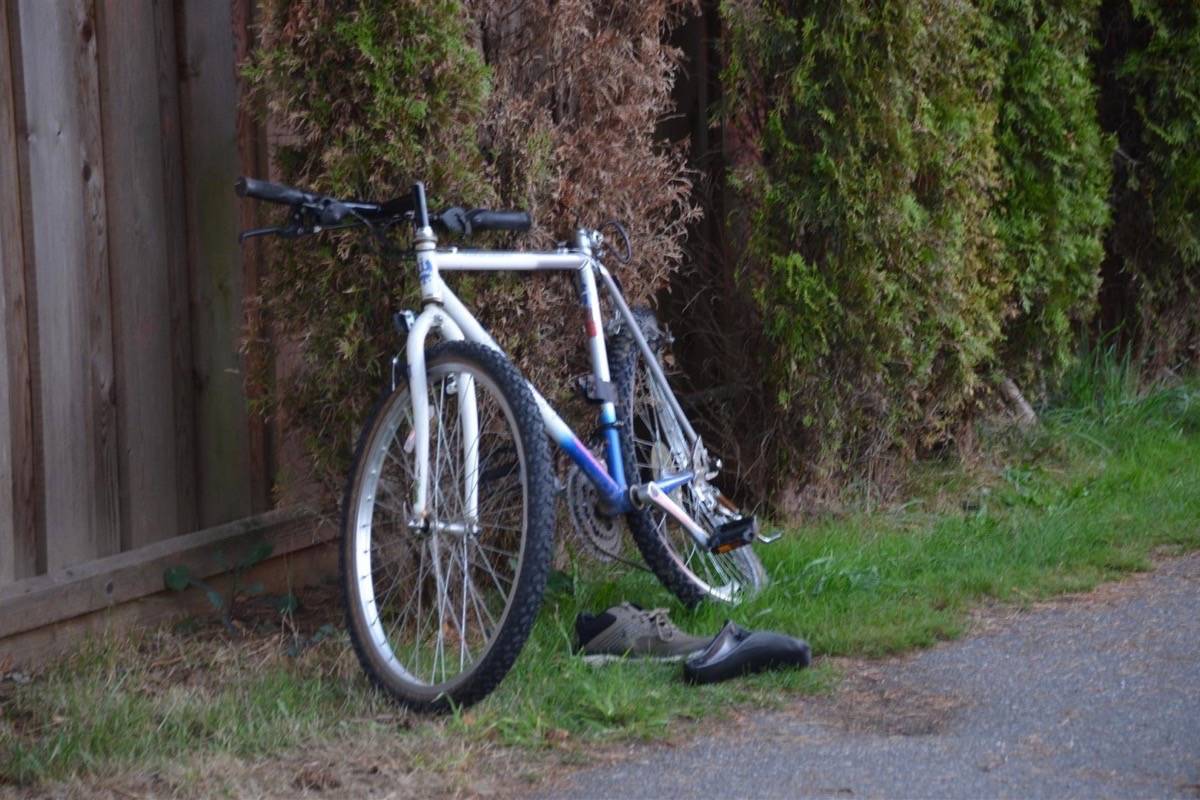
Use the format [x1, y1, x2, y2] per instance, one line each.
[631, 481, 710, 549]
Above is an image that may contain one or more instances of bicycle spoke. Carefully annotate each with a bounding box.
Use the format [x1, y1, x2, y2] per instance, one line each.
[463, 557, 499, 636]
[438, 535, 471, 673]
[373, 547, 419, 622]
[458, 538, 468, 670]
[379, 542, 428, 633]
[469, 536, 516, 596]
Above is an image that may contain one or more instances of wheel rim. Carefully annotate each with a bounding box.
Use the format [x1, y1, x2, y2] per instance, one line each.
[352, 361, 528, 691]
[630, 363, 761, 603]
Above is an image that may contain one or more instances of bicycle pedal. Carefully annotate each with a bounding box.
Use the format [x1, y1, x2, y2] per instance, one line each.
[757, 529, 783, 544]
[708, 516, 758, 554]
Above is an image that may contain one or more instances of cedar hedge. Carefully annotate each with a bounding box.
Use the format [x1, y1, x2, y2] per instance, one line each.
[719, 0, 1195, 505]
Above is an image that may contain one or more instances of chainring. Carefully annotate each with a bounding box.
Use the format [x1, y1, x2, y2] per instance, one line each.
[565, 461, 625, 562]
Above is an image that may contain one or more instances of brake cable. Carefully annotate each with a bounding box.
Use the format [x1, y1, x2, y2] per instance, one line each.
[599, 220, 633, 264]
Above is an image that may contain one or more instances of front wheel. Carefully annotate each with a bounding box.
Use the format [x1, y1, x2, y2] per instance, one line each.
[341, 341, 555, 712]
[609, 309, 767, 608]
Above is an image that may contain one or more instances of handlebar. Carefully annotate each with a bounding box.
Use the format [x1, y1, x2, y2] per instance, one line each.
[234, 176, 532, 241]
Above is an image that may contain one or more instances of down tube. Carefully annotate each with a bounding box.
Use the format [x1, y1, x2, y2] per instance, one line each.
[437, 282, 631, 512]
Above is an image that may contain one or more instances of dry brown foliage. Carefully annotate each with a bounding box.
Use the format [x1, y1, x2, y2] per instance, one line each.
[465, 0, 701, 388]
[247, 0, 698, 498]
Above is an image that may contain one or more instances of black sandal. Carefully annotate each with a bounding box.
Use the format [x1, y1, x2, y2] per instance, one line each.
[683, 621, 812, 684]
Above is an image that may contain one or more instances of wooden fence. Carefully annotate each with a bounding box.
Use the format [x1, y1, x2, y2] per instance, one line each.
[0, 0, 288, 626]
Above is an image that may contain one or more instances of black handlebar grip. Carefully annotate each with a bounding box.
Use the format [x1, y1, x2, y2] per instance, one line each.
[235, 176, 316, 206]
[466, 209, 532, 232]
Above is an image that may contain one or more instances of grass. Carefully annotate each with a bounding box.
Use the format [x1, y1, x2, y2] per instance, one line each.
[2, 354, 1199, 792]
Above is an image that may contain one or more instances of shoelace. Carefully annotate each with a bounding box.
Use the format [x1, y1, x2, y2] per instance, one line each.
[638, 607, 676, 642]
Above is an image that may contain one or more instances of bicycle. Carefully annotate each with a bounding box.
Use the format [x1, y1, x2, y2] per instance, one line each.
[236, 177, 773, 712]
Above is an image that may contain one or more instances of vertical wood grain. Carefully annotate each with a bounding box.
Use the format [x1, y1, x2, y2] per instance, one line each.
[176, 0, 253, 527]
[0, 180, 11, 585]
[0, 0, 35, 583]
[153, 0, 198, 536]
[0, 0, 41, 583]
[231, 0, 271, 514]
[95, 0, 183, 550]
[15, 0, 120, 570]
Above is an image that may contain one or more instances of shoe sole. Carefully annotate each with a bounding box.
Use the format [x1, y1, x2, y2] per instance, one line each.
[580, 651, 702, 666]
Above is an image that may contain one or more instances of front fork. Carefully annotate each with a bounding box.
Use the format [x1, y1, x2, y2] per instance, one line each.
[403, 306, 479, 523]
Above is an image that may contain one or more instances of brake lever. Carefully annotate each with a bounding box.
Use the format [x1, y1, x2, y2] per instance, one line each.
[239, 226, 287, 243]
[239, 223, 314, 243]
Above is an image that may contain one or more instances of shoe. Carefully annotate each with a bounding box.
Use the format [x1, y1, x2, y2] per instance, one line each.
[575, 603, 712, 664]
[683, 620, 811, 684]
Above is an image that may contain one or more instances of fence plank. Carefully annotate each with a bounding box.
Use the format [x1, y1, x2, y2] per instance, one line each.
[176, 0, 253, 528]
[0, 506, 321, 640]
[95, 0, 183, 551]
[0, 511, 333, 666]
[0, 8, 12, 581]
[1, 3, 17, 582]
[232, 0, 272, 513]
[0, 0, 39, 584]
[14, 0, 120, 570]
[152, 0, 198, 537]
[0, 205, 11, 585]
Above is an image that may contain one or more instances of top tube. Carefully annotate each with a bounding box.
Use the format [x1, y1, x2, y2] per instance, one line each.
[434, 249, 590, 273]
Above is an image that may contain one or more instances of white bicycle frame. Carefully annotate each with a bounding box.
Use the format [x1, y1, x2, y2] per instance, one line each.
[401, 224, 714, 546]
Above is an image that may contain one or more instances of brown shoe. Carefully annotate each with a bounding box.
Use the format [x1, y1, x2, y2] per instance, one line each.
[575, 603, 711, 664]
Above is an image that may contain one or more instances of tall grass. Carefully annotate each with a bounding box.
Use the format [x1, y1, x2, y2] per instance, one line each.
[1050, 339, 1198, 431]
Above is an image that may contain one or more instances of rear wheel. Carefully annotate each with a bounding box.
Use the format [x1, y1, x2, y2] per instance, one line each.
[341, 342, 555, 712]
[609, 309, 767, 608]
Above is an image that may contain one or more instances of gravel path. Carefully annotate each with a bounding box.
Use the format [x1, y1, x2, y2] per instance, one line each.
[535, 553, 1200, 799]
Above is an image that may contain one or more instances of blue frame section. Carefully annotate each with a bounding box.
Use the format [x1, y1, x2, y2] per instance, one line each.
[654, 470, 694, 495]
[549, 403, 696, 515]
[600, 403, 625, 487]
[556, 430, 630, 511]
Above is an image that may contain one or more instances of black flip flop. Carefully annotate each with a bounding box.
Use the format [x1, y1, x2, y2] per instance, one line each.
[683, 621, 812, 684]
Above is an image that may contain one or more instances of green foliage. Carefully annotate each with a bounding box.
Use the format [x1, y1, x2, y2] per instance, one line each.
[1052, 339, 1200, 434]
[988, 0, 1112, 379]
[162, 540, 275, 630]
[1096, 0, 1200, 371]
[246, 1, 493, 488]
[715, 0, 1167, 501]
[722, 0, 1008, 487]
[250, 1, 491, 197]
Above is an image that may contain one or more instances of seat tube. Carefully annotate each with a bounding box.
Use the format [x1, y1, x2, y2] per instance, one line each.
[577, 247, 625, 489]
